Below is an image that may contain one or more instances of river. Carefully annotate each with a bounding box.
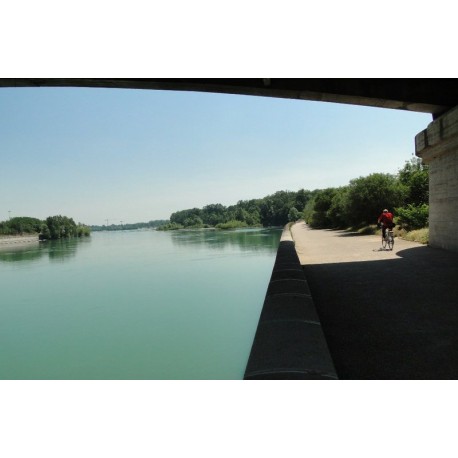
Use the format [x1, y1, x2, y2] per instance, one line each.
[0, 228, 281, 379]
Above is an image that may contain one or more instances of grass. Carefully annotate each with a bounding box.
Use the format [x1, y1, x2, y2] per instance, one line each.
[402, 228, 429, 244]
[349, 224, 429, 244]
[215, 220, 248, 230]
[356, 224, 378, 235]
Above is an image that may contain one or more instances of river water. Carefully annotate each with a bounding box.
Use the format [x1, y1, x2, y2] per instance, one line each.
[0, 228, 281, 379]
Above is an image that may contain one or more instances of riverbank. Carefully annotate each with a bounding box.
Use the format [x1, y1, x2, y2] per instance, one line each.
[0, 235, 39, 250]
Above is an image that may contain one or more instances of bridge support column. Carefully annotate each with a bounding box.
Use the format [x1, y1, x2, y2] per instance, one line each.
[416, 105, 458, 252]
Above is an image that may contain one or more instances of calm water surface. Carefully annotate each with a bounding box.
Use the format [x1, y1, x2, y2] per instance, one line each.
[0, 228, 281, 379]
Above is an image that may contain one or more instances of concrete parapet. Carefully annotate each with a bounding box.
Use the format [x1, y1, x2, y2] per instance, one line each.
[416, 106, 458, 161]
[244, 228, 338, 380]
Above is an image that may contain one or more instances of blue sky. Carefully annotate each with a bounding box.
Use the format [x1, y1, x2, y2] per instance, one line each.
[0, 86, 431, 225]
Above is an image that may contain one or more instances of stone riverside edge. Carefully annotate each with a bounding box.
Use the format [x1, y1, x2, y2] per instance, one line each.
[0, 235, 39, 248]
[244, 224, 338, 380]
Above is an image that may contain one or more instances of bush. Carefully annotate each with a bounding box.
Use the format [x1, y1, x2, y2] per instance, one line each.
[395, 204, 429, 230]
[403, 228, 429, 244]
[156, 223, 184, 231]
[76, 225, 91, 237]
[215, 220, 248, 230]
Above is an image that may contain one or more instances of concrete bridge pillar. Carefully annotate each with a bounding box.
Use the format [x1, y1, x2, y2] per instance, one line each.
[416, 105, 458, 252]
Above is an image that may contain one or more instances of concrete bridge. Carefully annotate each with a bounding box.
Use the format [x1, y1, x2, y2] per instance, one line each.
[2, 78, 457, 251]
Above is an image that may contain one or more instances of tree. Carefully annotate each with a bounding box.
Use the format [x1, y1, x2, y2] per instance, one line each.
[183, 215, 204, 228]
[234, 199, 262, 225]
[344, 173, 407, 226]
[201, 204, 227, 226]
[39, 223, 51, 240]
[260, 191, 297, 226]
[308, 188, 339, 228]
[294, 189, 312, 212]
[170, 208, 202, 226]
[6, 217, 42, 235]
[327, 187, 349, 228]
[45, 215, 78, 239]
[288, 207, 300, 222]
[398, 158, 429, 206]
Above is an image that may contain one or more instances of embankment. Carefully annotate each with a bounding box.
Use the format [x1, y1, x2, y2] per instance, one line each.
[0, 235, 39, 250]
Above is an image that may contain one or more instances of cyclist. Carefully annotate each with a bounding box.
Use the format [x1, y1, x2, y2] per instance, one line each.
[377, 209, 394, 241]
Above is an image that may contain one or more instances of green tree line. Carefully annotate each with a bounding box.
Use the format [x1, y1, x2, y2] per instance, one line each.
[303, 158, 429, 230]
[90, 220, 168, 232]
[157, 190, 312, 230]
[158, 158, 429, 231]
[0, 215, 91, 239]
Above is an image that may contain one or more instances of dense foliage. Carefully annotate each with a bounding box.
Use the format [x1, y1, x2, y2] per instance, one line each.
[0, 217, 43, 235]
[160, 190, 313, 230]
[0, 215, 91, 239]
[304, 158, 429, 230]
[395, 203, 429, 230]
[159, 158, 429, 232]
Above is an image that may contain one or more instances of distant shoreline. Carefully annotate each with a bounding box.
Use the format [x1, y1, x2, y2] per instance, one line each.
[0, 235, 39, 250]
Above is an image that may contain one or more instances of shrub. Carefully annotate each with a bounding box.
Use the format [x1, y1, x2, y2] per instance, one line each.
[403, 228, 429, 244]
[156, 223, 184, 231]
[76, 225, 91, 237]
[215, 220, 248, 230]
[395, 204, 429, 230]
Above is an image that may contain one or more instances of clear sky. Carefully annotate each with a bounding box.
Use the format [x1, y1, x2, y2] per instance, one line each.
[0, 86, 431, 225]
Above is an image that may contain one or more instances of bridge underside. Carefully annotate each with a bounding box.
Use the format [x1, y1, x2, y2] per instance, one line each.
[2, 78, 458, 118]
[2, 78, 458, 251]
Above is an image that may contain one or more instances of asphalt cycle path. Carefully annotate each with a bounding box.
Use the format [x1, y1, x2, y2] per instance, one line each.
[291, 222, 458, 379]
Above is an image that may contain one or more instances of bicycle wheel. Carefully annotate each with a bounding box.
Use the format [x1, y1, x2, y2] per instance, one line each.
[388, 232, 394, 250]
[382, 234, 388, 249]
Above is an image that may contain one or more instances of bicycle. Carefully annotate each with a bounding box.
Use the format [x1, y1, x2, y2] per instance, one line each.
[381, 225, 394, 250]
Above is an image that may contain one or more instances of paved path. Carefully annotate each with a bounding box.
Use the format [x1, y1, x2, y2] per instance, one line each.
[291, 222, 458, 379]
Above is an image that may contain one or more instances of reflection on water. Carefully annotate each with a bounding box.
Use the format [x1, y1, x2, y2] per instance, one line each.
[0, 237, 91, 264]
[0, 245, 43, 263]
[170, 227, 281, 252]
[48, 237, 91, 262]
[0, 228, 279, 379]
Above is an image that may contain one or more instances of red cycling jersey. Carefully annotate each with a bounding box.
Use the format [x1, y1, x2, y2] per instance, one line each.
[378, 212, 394, 227]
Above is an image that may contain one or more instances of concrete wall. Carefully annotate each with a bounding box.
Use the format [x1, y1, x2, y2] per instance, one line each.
[244, 225, 337, 379]
[416, 105, 458, 252]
